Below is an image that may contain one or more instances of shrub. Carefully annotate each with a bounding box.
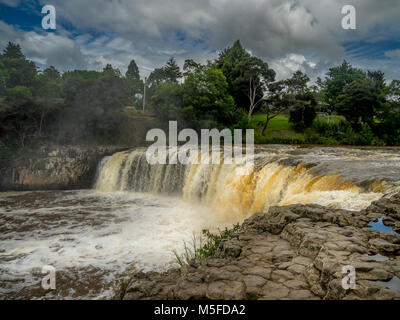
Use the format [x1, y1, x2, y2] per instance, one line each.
[174, 223, 242, 266]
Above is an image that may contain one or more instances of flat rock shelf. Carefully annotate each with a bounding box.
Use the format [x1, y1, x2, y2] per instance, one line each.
[121, 193, 400, 300]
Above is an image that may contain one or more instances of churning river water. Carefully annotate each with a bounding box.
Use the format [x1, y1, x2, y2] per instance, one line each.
[1, 145, 400, 299]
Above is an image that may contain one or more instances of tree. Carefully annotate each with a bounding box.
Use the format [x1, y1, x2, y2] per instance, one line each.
[283, 71, 317, 130]
[181, 65, 245, 129]
[42, 66, 61, 81]
[245, 55, 275, 122]
[289, 91, 317, 130]
[102, 64, 122, 77]
[387, 80, 400, 102]
[125, 59, 143, 103]
[367, 70, 386, 91]
[286, 71, 310, 96]
[325, 60, 365, 109]
[1, 86, 37, 146]
[336, 79, 383, 130]
[217, 40, 275, 113]
[62, 70, 102, 81]
[5, 86, 33, 105]
[0, 61, 8, 94]
[147, 58, 182, 103]
[183, 59, 202, 76]
[126, 59, 140, 82]
[164, 57, 182, 83]
[151, 81, 183, 122]
[151, 62, 246, 130]
[33, 66, 63, 137]
[261, 81, 290, 135]
[62, 70, 130, 142]
[2, 42, 25, 59]
[1, 58, 37, 88]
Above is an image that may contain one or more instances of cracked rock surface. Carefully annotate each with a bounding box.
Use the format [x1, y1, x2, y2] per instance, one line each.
[122, 193, 400, 300]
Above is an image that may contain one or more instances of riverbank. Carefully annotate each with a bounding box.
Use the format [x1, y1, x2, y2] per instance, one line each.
[120, 193, 400, 300]
[251, 114, 390, 146]
[0, 145, 129, 191]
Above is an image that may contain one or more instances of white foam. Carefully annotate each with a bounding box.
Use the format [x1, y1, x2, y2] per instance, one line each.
[0, 191, 233, 299]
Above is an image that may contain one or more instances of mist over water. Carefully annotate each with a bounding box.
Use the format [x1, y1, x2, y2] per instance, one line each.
[1, 145, 400, 299]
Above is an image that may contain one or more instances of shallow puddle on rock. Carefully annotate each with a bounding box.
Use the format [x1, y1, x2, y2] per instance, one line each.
[368, 216, 399, 235]
[364, 254, 389, 262]
[378, 276, 400, 292]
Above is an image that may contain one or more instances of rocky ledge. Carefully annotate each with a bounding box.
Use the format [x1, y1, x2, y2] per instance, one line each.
[122, 193, 400, 300]
[0, 145, 128, 191]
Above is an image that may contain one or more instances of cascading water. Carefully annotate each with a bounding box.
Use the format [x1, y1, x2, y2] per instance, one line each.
[2, 145, 400, 299]
[95, 146, 400, 222]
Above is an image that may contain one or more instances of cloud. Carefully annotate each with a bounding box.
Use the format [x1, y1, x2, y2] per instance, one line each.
[37, 0, 344, 60]
[0, 0, 398, 81]
[0, 0, 21, 7]
[270, 53, 332, 82]
[0, 21, 86, 71]
[385, 49, 400, 59]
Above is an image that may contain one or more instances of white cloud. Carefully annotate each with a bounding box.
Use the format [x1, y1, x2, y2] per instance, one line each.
[0, 0, 399, 80]
[385, 49, 400, 59]
[270, 53, 330, 82]
[0, 22, 86, 71]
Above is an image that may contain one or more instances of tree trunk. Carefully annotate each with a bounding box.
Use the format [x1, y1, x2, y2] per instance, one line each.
[262, 116, 270, 136]
[39, 110, 45, 138]
[248, 109, 253, 124]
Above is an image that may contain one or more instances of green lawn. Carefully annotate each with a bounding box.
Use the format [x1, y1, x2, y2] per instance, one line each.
[250, 114, 291, 131]
[250, 114, 306, 144]
[250, 113, 349, 145]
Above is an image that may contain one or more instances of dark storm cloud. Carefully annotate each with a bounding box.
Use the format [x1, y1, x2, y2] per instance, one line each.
[0, 0, 398, 80]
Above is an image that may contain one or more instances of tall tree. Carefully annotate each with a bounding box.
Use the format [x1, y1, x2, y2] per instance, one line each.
[325, 60, 365, 109]
[217, 40, 275, 116]
[125, 59, 143, 103]
[261, 81, 290, 135]
[181, 65, 241, 129]
[367, 70, 386, 91]
[287, 71, 317, 130]
[2, 42, 25, 59]
[336, 78, 383, 129]
[163, 57, 182, 83]
[126, 59, 140, 82]
[34, 66, 63, 137]
[148, 57, 181, 86]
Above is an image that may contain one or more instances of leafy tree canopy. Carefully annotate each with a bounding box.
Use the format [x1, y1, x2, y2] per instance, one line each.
[336, 78, 384, 129]
[325, 60, 365, 108]
[216, 40, 275, 110]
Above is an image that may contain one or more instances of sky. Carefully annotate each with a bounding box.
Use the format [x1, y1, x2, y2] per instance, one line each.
[0, 0, 399, 82]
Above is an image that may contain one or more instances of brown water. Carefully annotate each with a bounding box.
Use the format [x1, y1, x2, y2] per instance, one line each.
[1, 145, 400, 299]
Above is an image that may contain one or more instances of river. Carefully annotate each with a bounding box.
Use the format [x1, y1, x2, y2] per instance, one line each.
[1, 145, 400, 299]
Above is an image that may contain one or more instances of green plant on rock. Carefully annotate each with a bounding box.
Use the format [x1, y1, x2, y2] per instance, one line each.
[173, 223, 242, 266]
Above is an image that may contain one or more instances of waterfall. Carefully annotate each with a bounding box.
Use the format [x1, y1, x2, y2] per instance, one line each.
[95, 147, 391, 220]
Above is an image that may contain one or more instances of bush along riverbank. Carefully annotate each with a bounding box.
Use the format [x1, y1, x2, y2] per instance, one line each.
[117, 193, 400, 300]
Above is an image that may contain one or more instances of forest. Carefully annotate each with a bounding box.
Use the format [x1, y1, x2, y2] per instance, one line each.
[1, 39, 400, 168]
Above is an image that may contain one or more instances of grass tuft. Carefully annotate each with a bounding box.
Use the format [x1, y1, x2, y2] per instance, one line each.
[173, 223, 242, 266]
